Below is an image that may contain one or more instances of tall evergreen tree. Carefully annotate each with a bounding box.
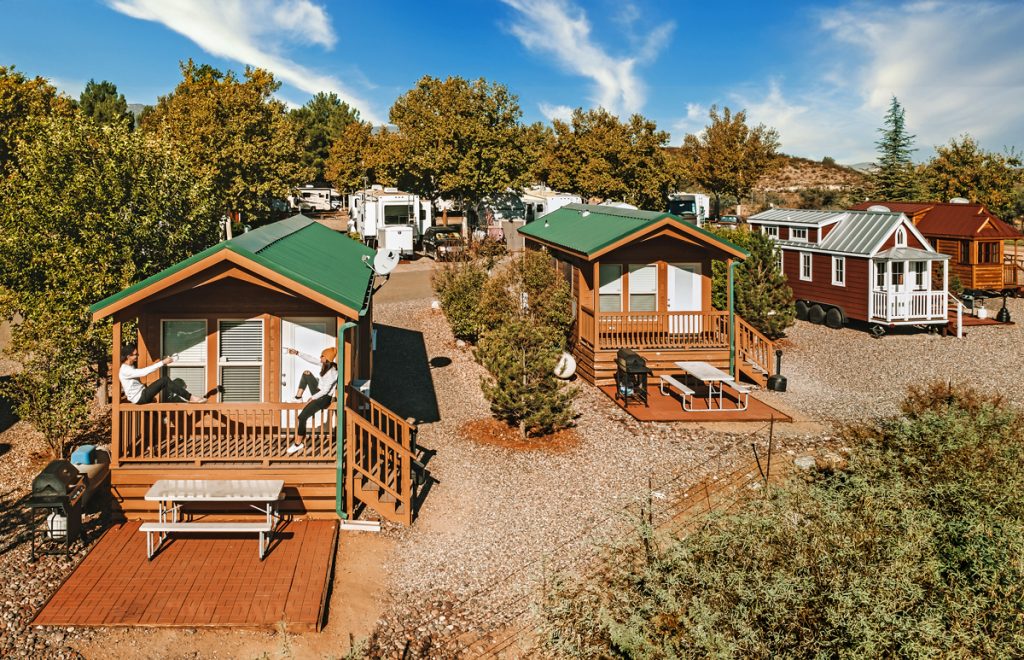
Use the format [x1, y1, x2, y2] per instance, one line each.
[289, 92, 361, 184]
[79, 79, 133, 128]
[873, 96, 919, 200]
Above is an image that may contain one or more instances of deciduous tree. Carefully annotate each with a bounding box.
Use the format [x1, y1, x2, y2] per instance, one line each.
[141, 60, 309, 221]
[289, 92, 361, 184]
[0, 65, 75, 174]
[678, 106, 782, 217]
[923, 134, 1023, 220]
[873, 96, 919, 200]
[79, 78, 133, 128]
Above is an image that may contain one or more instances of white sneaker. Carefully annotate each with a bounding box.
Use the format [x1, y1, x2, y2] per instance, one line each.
[286, 442, 305, 455]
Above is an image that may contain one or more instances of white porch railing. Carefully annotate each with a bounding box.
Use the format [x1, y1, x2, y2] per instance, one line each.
[870, 290, 947, 323]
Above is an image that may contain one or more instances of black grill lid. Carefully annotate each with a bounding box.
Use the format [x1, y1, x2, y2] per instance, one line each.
[31, 460, 81, 498]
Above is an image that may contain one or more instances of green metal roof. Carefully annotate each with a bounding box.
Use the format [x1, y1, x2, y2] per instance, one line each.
[91, 214, 376, 316]
[518, 203, 748, 258]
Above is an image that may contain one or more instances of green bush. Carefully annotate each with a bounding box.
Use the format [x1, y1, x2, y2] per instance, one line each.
[431, 257, 488, 341]
[541, 382, 1024, 657]
[710, 227, 795, 338]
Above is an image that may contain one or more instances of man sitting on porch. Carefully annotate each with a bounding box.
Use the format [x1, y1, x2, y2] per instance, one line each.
[119, 343, 207, 404]
[285, 346, 338, 455]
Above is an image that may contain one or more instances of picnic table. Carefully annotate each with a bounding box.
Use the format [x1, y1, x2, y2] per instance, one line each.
[674, 361, 751, 411]
[141, 479, 284, 560]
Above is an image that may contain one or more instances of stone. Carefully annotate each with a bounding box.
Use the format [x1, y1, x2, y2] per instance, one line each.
[794, 455, 817, 471]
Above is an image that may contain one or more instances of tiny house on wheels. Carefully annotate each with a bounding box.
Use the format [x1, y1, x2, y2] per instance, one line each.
[518, 204, 777, 388]
[850, 200, 1024, 293]
[747, 208, 951, 330]
[90, 215, 420, 525]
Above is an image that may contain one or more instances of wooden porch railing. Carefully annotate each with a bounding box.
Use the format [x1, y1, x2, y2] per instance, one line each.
[596, 310, 729, 350]
[579, 306, 596, 349]
[735, 316, 774, 382]
[345, 387, 417, 525]
[1004, 260, 1024, 288]
[117, 402, 337, 464]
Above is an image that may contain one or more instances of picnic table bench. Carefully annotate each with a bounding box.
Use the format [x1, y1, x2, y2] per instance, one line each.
[660, 361, 753, 411]
[141, 479, 284, 560]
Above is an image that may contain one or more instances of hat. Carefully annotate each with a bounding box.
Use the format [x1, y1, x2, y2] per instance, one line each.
[320, 347, 338, 362]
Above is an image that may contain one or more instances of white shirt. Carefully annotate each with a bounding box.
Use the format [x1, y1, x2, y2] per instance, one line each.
[119, 362, 163, 403]
[297, 352, 338, 399]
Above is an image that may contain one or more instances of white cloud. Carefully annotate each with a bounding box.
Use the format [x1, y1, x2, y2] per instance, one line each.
[46, 77, 86, 100]
[106, 0, 382, 123]
[539, 102, 574, 123]
[501, 0, 673, 116]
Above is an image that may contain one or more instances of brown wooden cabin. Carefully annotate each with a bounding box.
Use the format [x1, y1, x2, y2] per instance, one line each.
[518, 204, 776, 388]
[748, 208, 950, 329]
[90, 215, 418, 524]
[851, 201, 1024, 292]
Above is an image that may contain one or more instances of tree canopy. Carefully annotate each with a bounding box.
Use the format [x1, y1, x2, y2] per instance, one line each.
[387, 75, 531, 205]
[289, 91, 361, 184]
[141, 60, 309, 220]
[0, 65, 75, 174]
[79, 78, 133, 128]
[873, 96, 919, 200]
[923, 134, 1024, 221]
[544, 108, 680, 208]
[678, 105, 781, 217]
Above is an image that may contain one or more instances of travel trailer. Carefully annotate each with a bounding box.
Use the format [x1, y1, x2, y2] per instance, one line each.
[521, 186, 582, 222]
[667, 192, 710, 226]
[287, 185, 341, 212]
[348, 186, 432, 255]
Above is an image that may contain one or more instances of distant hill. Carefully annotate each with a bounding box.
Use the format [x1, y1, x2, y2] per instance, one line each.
[751, 155, 871, 211]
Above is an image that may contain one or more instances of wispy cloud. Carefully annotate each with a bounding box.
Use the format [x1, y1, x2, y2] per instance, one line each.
[539, 102, 573, 123]
[501, 0, 673, 116]
[106, 0, 382, 123]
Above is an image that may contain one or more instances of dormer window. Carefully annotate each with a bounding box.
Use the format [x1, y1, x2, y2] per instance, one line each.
[763, 225, 778, 239]
[791, 228, 808, 242]
[895, 227, 907, 247]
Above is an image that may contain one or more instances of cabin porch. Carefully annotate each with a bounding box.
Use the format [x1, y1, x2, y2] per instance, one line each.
[869, 250, 951, 325]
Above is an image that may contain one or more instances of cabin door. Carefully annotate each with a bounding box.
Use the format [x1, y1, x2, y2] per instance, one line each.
[281, 318, 335, 428]
[667, 263, 702, 333]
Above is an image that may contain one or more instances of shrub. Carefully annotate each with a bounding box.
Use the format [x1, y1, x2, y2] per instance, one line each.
[541, 382, 1024, 657]
[431, 257, 488, 341]
[710, 227, 795, 338]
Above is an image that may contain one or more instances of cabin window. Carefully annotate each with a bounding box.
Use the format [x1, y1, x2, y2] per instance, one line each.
[791, 228, 808, 242]
[383, 204, 412, 225]
[912, 261, 928, 290]
[832, 256, 845, 286]
[800, 252, 812, 281]
[775, 248, 784, 274]
[598, 264, 623, 312]
[978, 242, 999, 264]
[875, 262, 886, 288]
[895, 227, 907, 247]
[628, 264, 658, 312]
[162, 320, 207, 396]
[891, 262, 905, 286]
[762, 225, 779, 239]
[960, 240, 971, 264]
[219, 319, 264, 402]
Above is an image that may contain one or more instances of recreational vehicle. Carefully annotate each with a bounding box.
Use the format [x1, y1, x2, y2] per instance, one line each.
[667, 192, 710, 226]
[287, 185, 341, 213]
[348, 186, 432, 255]
[521, 186, 582, 222]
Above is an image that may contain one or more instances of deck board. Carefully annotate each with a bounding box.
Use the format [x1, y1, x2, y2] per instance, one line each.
[33, 520, 337, 632]
[599, 384, 792, 422]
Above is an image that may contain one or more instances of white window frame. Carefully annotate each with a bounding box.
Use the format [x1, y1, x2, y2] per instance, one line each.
[218, 318, 264, 402]
[895, 227, 907, 247]
[775, 248, 784, 274]
[762, 225, 779, 240]
[598, 264, 623, 313]
[832, 256, 845, 286]
[627, 264, 658, 313]
[912, 261, 928, 291]
[800, 252, 813, 281]
[160, 319, 208, 397]
[791, 227, 808, 242]
[875, 262, 886, 289]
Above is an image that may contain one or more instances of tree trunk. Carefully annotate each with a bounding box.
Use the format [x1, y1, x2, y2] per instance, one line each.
[95, 358, 108, 407]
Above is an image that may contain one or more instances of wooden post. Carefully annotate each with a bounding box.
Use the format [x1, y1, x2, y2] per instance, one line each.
[592, 261, 600, 351]
[111, 320, 121, 468]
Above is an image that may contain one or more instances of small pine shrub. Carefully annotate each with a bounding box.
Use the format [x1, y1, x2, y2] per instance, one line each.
[432, 257, 488, 341]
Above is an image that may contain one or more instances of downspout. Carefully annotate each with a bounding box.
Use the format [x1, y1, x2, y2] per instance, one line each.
[728, 260, 737, 376]
[336, 320, 358, 519]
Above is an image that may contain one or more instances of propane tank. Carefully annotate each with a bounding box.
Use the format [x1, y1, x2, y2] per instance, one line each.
[766, 349, 787, 392]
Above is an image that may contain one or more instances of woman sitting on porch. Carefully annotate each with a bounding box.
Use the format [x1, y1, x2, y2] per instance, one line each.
[119, 343, 207, 404]
[285, 346, 338, 455]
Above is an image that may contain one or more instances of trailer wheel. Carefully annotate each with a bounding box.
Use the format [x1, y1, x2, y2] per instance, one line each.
[795, 300, 809, 321]
[825, 307, 844, 329]
[808, 304, 826, 324]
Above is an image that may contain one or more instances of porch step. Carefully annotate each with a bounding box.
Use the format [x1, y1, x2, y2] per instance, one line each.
[744, 359, 768, 375]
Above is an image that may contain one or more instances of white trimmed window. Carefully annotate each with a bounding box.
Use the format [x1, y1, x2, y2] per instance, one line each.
[162, 320, 207, 396]
[775, 248, 784, 274]
[219, 319, 264, 402]
[912, 261, 928, 290]
[791, 228, 808, 242]
[832, 256, 845, 286]
[628, 264, 658, 312]
[895, 227, 907, 247]
[762, 225, 779, 239]
[876, 262, 886, 288]
[598, 264, 623, 313]
[800, 252, 812, 281]
[891, 262, 905, 286]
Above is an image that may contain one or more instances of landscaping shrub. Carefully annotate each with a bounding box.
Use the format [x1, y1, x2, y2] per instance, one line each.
[541, 382, 1024, 657]
[431, 257, 489, 341]
[710, 227, 795, 338]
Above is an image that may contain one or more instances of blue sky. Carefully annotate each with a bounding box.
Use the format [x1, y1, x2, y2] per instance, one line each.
[2, 0, 1022, 163]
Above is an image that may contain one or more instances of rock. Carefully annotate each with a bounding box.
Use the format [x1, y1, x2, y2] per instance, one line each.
[455, 339, 466, 349]
[794, 455, 817, 471]
[816, 452, 848, 472]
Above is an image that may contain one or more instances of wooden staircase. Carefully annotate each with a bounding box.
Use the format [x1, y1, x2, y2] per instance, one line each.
[735, 317, 775, 388]
[344, 388, 421, 525]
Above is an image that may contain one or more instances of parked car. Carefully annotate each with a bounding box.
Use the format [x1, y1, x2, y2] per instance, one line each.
[422, 226, 466, 261]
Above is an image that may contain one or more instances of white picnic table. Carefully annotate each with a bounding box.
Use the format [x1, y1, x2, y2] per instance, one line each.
[675, 361, 745, 411]
[141, 479, 284, 559]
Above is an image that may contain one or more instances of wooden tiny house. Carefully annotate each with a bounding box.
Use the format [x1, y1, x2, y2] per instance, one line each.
[91, 215, 418, 524]
[518, 204, 776, 387]
[850, 201, 1024, 291]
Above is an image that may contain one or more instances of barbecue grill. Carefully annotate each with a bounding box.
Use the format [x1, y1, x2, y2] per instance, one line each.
[27, 460, 87, 558]
[615, 348, 651, 408]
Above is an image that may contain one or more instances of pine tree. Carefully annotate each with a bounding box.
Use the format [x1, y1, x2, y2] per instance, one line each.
[710, 228, 795, 339]
[873, 97, 919, 200]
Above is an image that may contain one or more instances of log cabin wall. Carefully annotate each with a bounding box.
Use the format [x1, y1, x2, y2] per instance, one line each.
[597, 235, 719, 311]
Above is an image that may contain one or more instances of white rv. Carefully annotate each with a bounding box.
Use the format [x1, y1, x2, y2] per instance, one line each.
[667, 192, 710, 226]
[288, 185, 341, 212]
[348, 186, 432, 255]
[521, 186, 582, 222]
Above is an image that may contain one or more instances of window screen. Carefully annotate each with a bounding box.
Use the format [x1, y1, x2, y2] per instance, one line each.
[628, 264, 657, 312]
[219, 319, 263, 402]
[162, 320, 206, 397]
[599, 264, 622, 312]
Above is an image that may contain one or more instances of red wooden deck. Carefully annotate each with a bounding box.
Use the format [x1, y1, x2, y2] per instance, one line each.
[33, 520, 337, 632]
[599, 384, 792, 422]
